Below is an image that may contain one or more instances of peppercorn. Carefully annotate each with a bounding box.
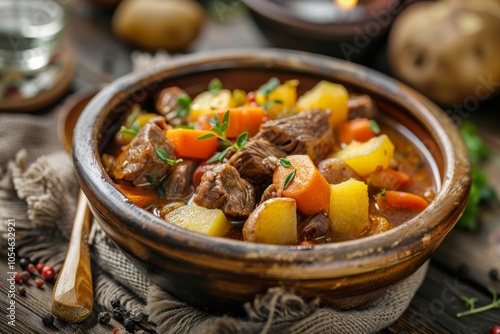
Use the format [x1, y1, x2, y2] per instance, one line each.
[98, 311, 111, 324]
[112, 329, 121, 334]
[491, 326, 500, 334]
[35, 278, 44, 288]
[123, 318, 135, 332]
[18, 286, 26, 296]
[19, 258, 30, 270]
[129, 307, 144, 322]
[42, 313, 54, 326]
[488, 268, 498, 281]
[20, 271, 30, 283]
[111, 297, 121, 308]
[27, 263, 36, 274]
[41, 266, 55, 280]
[36, 263, 44, 273]
[14, 273, 21, 283]
[112, 308, 126, 322]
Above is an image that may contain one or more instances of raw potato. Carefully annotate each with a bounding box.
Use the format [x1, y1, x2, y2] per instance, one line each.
[243, 198, 298, 245]
[328, 179, 370, 238]
[113, 0, 204, 51]
[331, 135, 394, 177]
[164, 204, 230, 237]
[296, 81, 349, 127]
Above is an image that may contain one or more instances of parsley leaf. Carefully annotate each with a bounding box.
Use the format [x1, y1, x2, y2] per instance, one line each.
[176, 95, 192, 118]
[283, 169, 296, 190]
[208, 78, 223, 94]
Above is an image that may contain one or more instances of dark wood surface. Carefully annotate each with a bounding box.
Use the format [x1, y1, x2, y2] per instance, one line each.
[1, 1, 499, 333]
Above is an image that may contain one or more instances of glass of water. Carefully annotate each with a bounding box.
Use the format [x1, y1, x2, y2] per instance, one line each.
[0, 0, 73, 73]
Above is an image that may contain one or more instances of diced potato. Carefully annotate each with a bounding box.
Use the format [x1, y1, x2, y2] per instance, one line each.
[296, 81, 349, 127]
[189, 89, 235, 122]
[331, 134, 395, 177]
[367, 215, 391, 236]
[243, 198, 298, 245]
[328, 178, 370, 238]
[266, 80, 298, 119]
[164, 204, 230, 237]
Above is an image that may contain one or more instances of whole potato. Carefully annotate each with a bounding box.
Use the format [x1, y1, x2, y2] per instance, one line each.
[113, 0, 204, 51]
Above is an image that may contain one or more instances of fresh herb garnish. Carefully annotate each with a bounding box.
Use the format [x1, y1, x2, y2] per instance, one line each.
[258, 77, 280, 97]
[262, 99, 283, 111]
[146, 175, 165, 199]
[175, 124, 195, 129]
[208, 78, 223, 94]
[279, 158, 293, 168]
[146, 175, 160, 185]
[369, 119, 381, 134]
[197, 110, 249, 163]
[380, 188, 387, 201]
[131, 120, 140, 133]
[176, 95, 192, 118]
[457, 122, 497, 230]
[283, 169, 296, 190]
[119, 128, 138, 137]
[157, 186, 165, 199]
[154, 148, 183, 166]
[456, 286, 500, 318]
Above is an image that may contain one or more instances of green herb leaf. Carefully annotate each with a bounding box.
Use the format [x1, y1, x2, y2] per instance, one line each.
[261, 100, 283, 111]
[176, 95, 192, 118]
[157, 186, 165, 199]
[258, 77, 280, 97]
[369, 120, 381, 134]
[131, 120, 140, 133]
[155, 147, 183, 166]
[222, 110, 230, 125]
[146, 175, 159, 185]
[206, 146, 233, 164]
[279, 158, 292, 168]
[208, 78, 223, 94]
[235, 132, 248, 150]
[213, 114, 221, 128]
[196, 133, 217, 140]
[380, 188, 387, 202]
[119, 128, 138, 137]
[175, 124, 195, 129]
[456, 287, 500, 318]
[283, 169, 296, 190]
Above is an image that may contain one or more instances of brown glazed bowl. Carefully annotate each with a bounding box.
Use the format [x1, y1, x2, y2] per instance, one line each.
[74, 49, 470, 312]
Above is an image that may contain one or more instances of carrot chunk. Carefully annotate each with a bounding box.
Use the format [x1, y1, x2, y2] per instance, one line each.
[273, 155, 330, 216]
[367, 168, 411, 190]
[166, 128, 217, 160]
[197, 107, 265, 138]
[338, 118, 376, 144]
[376, 190, 429, 213]
[116, 183, 158, 208]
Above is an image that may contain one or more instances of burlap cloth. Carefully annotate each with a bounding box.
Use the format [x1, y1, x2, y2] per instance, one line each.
[0, 108, 428, 334]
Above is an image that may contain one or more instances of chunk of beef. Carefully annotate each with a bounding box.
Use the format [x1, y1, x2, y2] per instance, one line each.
[259, 184, 279, 205]
[228, 140, 286, 185]
[317, 158, 362, 184]
[155, 86, 190, 126]
[194, 164, 257, 220]
[111, 119, 175, 186]
[348, 94, 375, 120]
[161, 160, 198, 200]
[298, 212, 331, 243]
[254, 108, 334, 162]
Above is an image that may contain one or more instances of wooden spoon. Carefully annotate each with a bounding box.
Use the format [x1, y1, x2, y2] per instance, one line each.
[52, 89, 99, 322]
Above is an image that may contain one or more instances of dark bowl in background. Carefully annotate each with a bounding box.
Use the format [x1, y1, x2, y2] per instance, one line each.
[73, 49, 470, 313]
[242, 0, 415, 62]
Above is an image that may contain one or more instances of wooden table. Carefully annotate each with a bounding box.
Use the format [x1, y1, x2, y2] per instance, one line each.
[1, 2, 499, 333]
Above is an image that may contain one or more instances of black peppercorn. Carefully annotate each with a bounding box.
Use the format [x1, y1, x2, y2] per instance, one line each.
[19, 258, 30, 270]
[98, 311, 111, 324]
[112, 308, 126, 322]
[20, 271, 30, 283]
[111, 297, 121, 308]
[18, 286, 26, 296]
[42, 313, 54, 326]
[123, 318, 136, 332]
[489, 268, 498, 281]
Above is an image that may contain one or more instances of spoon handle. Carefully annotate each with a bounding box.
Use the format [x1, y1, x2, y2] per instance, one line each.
[51, 190, 93, 322]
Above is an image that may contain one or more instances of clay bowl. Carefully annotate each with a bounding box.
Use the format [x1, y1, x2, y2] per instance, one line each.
[242, 0, 412, 62]
[73, 49, 470, 313]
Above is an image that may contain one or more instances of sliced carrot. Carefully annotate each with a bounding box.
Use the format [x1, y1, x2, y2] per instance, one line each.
[367, 168, 411, 190]
[273, 155, 330, 216]
[338, 118, 376, 144]
[166, 128, 217, 160]
[376, 190, 429, 213]
[197, 107, 265, 138]
[116, 183, 158, 208]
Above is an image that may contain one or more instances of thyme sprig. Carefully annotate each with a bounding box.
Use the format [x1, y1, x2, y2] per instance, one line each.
[279, 158, 296, 190]
[154, 148, 183, 166]
[197, 110, 249, 163]
[456, 287, 500, 317]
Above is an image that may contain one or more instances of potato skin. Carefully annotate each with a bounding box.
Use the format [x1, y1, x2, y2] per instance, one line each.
[112, 0, 204, 51]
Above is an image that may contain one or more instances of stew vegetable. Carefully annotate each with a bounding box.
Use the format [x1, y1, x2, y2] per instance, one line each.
[102, 78, 436, 245]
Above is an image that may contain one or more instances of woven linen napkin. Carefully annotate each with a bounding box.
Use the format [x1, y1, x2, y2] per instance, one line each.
[0, 108, 428, 334]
